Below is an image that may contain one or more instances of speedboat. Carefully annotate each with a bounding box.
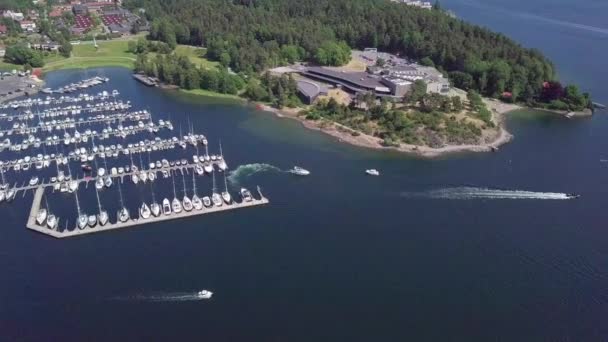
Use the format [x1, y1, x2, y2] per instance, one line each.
[118, 207, 130, 222]
[192, 195, 203, 210]
[221, 191, 232, 204]
[104, 176, 112, 188]
[365, 169, 380, 176]
[240, 188, 253, 202]
[36, 208, 47, 226]
[88, 215, 97, 227]
[98, 210, 109, 226]
[69, 180, 79, 193]
[211, 193, 223, 207]
[567, 193, 580, 199]
[98, 167, 106, 177]
[78, 214, 88, 229]
[46, 214, 57, 230]
[150, 202, 161, 217]
[140, 202, 151, 219]
[202, 196, 212, 208]
[172, 198, 183, 213]
[183, 196, 193, 211]
[291, 166, 310, 176]
[162, 198, 171, 215]
[131, 173, 139, 184]
[197, 290, 213, 299]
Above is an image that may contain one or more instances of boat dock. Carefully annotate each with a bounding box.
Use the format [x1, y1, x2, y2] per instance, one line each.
[132, 74, 158, 87]
[26, 186, 269, 238]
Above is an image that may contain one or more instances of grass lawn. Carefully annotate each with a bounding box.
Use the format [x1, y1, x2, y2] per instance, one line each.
[179, 88, 243, 101]
[42, 38, 138, 72]
[173, 45, 219, 70]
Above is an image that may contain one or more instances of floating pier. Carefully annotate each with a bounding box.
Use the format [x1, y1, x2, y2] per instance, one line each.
[26, 186, 269, 238]
[132, 74, 158, 87]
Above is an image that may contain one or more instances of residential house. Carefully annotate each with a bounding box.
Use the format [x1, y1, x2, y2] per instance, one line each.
[0, 25, 7, 35]
[20, 20, 37, 32]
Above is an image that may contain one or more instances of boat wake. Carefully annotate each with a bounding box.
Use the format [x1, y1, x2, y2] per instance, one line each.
[228, 163, 282, 184]
[112, 292, 208, 302]
[402, 187, 573, 200]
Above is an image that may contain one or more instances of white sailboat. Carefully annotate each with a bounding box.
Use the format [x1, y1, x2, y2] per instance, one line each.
[75, 190, 87, 230]
[171, 171, 182, 213]
[140, 202, 151, 219]
[221, 171, 232, 204]
[218, 141, 228, 171]
[117, 180, 129, 223]
[182, 174, 193, 211]
[95, 184, 107, 226]
[150, 183, 161, 217]
[211, 171, 223, 207]
[191, 172, 203, 210]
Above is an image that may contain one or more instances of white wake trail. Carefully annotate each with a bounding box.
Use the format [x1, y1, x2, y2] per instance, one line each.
[404, 187, 573, 200]
[227, 163, 283, 185]
[112, 292, 208, 302]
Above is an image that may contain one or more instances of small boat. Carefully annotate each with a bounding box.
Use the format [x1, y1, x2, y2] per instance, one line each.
[98, 167, 106, 177]
[88, 215, 97, 227]
[162, 198, 171, 215]
[240, 188, 253, 202]
[192, 195, 203, 210]
[118, 207, 130, 222]
[183, 196, 193, 211]
[140, 202, 151, 219]
[211, 193, 223, 207]
[365, 169, 380, 176]
[36, 208, 47, 226]
[46, 214, 58, 229]
[98, 210, 109, 226]
[81, 163, 92, 172]
[69, 180, 79, 193]
[5, 188, 14, 201]
[29, 176, 39, 186]
[202, 196, 212, 208]
[131, 173, 139, 184]
[78, 214, 88, 229]
[197, 290, 213, 299]
[172, 198, 183, 213]
[95, 177, 104, 190]
[221, 191, 232, 204]
[104, 176, 112, 188]
[291, 166, 310, 176]
[150, 202, 161, 217]
[567, 193, 581, 199]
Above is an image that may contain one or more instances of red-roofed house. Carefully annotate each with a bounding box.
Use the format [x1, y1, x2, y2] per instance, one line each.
[0, 25, 7, 35]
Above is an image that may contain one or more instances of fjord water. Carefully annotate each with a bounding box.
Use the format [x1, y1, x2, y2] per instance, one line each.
[1, 5, 607, 342]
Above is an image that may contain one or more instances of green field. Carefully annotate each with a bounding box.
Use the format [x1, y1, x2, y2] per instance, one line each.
[179, 88, 243, 101]
[42, 39, 138, 72]
[174, 45, 219, 70]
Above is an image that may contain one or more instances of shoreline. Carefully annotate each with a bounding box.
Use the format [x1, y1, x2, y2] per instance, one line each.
[254, 99, 522, 158]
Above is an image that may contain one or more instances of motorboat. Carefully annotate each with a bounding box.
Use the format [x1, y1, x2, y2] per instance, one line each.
[140, 202, 151, 219]
[291, 166, 310, 176]
[104, 176, 112, 188]
[192, 195, 203, 210]
[221, 191, 232, 204]
[29, 176, 39, 186]
[203, 163, 213, 173]
[172, 198, 183, 213]
[211, 193, 223, 207]
[131, 173, 139, 184]
[118, 207, 130, 222]
[365, 169, 380, 176]
[88, 215, 97, 227]
[98, 167, 106, 177]
[36, 208, 47, 225]
[202, 196, 211, 208]
[150, 202, 161, 217]
[197, 290, 213, 299]
[162, 198, 172, 215]
[98, 210, 109, 226]
[567, 193, 580, 199]
[95, 177, 104, 190]
[78, 214, 88, 229]
[46, 214, 57, 229]
[69, 180, 79, 193]
[240, 188, 253, 202]
[183, 196, 193, 211]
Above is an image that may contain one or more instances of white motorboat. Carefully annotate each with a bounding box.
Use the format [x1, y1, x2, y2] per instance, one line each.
[162, 198, 171, 215]
[104, 176, 112, 187]
[88, 215, 97, 227]
[140, 202, 151, 219]
[46, 214, 57, 230]
[118, 207, 130, 222]
[197, 290, 213, 299]
[98, 167, 106, 177]
[98, 210, 109, 226]
[192, 195, 203, 210]
[78, 214, 88, 229]
[36, 208, 47, 225]
[150, 202, 161, 217]
[172, 198, 183, 213]
[365, 169, 380, 176]
[211, 193, 223, 207]
[95, 177, 104, 190]
[240, 188, 253, 202]
[291, 166, 310, 176]
[29, 176, 39, 186]
[202, 196, 211, 208]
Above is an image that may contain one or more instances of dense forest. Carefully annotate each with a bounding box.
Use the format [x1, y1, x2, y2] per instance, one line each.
[124, 0, 590, 109]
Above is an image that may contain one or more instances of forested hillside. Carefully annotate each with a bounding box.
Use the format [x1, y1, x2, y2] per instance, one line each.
[124, 0, 586, 106]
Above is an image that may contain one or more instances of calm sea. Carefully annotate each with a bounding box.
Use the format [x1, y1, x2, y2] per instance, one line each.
[0, 0, 607, 340]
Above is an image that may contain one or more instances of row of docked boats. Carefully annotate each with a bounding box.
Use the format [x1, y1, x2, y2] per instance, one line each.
[1, 90, 118, 110]
[0, 101, 132, 122]
[41, 76, 110, 94]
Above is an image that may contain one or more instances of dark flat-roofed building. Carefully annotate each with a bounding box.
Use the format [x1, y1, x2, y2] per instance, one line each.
[302, 67, 392, 96]
[297, 79, 328, 104]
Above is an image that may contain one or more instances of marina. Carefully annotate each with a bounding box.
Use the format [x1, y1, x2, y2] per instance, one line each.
[0, 75, 269, 238]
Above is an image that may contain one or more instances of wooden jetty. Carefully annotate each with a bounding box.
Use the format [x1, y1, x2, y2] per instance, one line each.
[26, 186, 269, 238]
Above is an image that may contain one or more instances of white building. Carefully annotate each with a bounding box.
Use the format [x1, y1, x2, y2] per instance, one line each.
[3, 10, 25, 21]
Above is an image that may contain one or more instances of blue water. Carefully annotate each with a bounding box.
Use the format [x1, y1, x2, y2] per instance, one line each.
[1, 0, 608, 340]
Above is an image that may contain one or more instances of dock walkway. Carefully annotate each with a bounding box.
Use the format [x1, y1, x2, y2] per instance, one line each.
[26, 186, 269, 238]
